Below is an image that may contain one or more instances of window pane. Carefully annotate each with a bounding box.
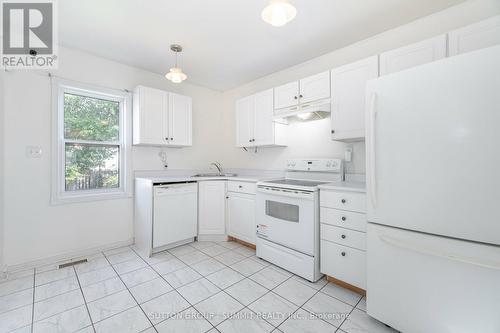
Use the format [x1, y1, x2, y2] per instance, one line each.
[65, 144, 120, 191]
[64, 93, 119, 141]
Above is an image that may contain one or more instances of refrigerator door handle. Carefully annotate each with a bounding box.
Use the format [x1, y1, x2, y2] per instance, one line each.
[368, 92, 378, 208]
[379, 234, 500, 270]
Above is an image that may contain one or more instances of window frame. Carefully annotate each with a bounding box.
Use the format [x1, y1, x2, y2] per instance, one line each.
[51, 79, 132, 204]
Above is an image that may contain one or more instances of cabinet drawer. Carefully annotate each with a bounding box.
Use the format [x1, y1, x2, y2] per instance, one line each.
[320, 240, 366, 289]
[320, 207, 367, 232]
[227, 181, 256, 194]
[320, 224, 366, 251]
[320, 190, 366, 213]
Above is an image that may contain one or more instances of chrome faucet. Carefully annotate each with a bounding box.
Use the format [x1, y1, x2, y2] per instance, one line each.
[210, 162, 223, 176]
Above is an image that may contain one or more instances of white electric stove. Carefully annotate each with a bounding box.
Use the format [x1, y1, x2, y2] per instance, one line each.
[256, 158, 343, 282]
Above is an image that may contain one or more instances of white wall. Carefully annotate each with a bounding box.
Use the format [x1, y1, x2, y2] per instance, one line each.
[2, 47, 224, 268]
[219, 0, 500, 174]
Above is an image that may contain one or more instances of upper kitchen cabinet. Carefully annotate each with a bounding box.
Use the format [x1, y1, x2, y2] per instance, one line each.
[448, 16, 500, 56]
[331, 56, 378, 142]
[380, 35, 447, 75]
[273, 71, 330, 110]
[133, 85, 192, 147]
[236, 88, 287, 147]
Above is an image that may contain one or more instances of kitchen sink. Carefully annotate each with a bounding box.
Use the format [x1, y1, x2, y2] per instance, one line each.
[191, 173, 238, 177]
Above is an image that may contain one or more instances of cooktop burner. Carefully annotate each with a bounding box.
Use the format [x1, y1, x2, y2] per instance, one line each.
[265, 179, 329, 187]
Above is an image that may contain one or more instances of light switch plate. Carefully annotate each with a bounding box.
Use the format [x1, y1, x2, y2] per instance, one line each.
[26, 146, 43, 158]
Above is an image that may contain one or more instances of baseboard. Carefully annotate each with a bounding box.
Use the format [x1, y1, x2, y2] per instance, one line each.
[326, 275, 366, 296]
[197, 234, 227, 242]
[4, 238, 134, 274]
[227, 236, 256, 250]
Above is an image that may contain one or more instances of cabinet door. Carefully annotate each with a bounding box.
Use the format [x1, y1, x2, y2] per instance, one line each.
[168, 93, 192, 146]
[331, 56, 378, 141]
[274, 81, 299, 109]
[449, 16, 500, 56]
[133, 86, 168, 145]
[227, 192, 256, 245]
[299, 71, 330, 104]
[253, 89, 274, 146]
[235, 96, 255, 147]
[380, 35, 447, 75]
[198, 181, 226, 235]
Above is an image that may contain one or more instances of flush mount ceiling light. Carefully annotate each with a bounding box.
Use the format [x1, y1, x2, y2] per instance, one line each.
[261, 0, 297, 27]
[165, 44, 187, 83]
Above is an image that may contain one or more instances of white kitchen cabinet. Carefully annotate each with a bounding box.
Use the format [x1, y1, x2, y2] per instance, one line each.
[198, 181, 226, 236]
[133, 85, 192, 147]
[235, 89, 287, 147]
[380, 35, 447, 75]
[331, 56, 378, 142]
[448, 16, 500, 56]
[299, 71, 331, 104]
[274, 81, 299, 109]
[227, 191, 256, 245]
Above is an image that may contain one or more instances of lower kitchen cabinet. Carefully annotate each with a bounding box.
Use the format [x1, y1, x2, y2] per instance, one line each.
[227, 191, 256, 245]
[198, 181, 226, 236]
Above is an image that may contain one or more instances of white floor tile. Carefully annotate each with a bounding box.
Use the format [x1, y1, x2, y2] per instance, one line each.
[0, 276, 33, 298]
[225, 278, 268, 306]
[214, 251, 246, 266]
[230, 258, 265, 276]
[152, 258, 186, 276]
[0, 304, 33, 333]
[302, 292, 352, 328]
[154, 307, 212, 333]
[139, 251, 174, 266]
[249, 266, 290, 290]
[168, 245, 197, 257]
[248, 292, 299, 327]
[87, 289, 136, 323]
[82, 276, 126, 303]
[340, 308, 397, 333]
[0, 288, 33, 314]
[34, 289, 84, 322]
[321, 283, 363, 307]
[120, 267, 159, 288]
[113, 258, 147, 275]
[356, 297, 366, 311]
[279, 308, 336, 333]
[291, 275, 328, 291]
[190, 258, 226, 276]
[163, 267, 202, 289]
[217, 241, 242, 250]
[199, 244, 230, 257]
[234, 246, 256, 258]
[178, 251, 210, 266]
[75, 257, 110, 275]
[206, 268, 244, 289]
[217, 308, 274, 333]
[9, 324, 32, 333]
[35, 267, 75, 287]
[3, 269, 34, 282]
[33, 305, 91, 333]
[177, 279, 220, 305]
[129, 278, 173, 304]
[94, 306, 151, 333]
[273, 279, 317, 306]
[103, 246, 133, 257]
[35, 275, 80, 302]
[77, 266, 117, 287]
[106, 250, 139, 265]
[194, 291, 244, 326]
[190, 241, 217, 250]
[140, 290, 190, 325]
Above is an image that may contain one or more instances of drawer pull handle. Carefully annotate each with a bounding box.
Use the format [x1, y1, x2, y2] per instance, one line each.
[341, 234, 346, 239]
[341, 216, 346, 221]
[341, 199, 346, 204]
[341, 252, 346, 257]
[239, 185, 243, 188]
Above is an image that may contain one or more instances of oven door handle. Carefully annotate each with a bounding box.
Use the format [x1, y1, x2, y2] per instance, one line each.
[257, 186, 314, 200]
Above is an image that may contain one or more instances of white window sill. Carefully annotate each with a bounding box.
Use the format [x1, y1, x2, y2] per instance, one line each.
[51, 189, 132, 205]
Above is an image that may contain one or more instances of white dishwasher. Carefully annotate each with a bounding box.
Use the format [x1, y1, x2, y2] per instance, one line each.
[153, 182, 198, 248]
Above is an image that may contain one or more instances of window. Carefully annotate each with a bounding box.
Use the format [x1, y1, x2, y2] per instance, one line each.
[52, 80, 131, 204]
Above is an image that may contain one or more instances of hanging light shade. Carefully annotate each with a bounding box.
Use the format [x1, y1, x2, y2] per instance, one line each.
[261, 0, 297, 27]
[165, 44, 187, 83]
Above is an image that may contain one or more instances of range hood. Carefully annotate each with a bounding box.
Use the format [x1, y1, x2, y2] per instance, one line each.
[273, 99, 331, 122]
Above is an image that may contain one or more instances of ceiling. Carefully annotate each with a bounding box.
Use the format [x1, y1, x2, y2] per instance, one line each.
[59, 0, 465, 91]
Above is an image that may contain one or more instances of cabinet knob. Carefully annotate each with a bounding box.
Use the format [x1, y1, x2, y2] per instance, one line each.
[170, 138, 173, 141]
[341, 199, 346, 204]
[341, 234, 346, 239]
[299, 94, 303, 98]
[331, 130, 335, 134]
[249, 139, 252, 142]
[226, 196, 229, 199]
[294, 96, 298, 100]
[341, 216, 346, 221]
[165, 137, 169, 141]
[238, 185, 243, 188]
[341, 252, 346, 257]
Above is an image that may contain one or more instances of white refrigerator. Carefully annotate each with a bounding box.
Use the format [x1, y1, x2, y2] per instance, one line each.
[365, 45, 500, 333]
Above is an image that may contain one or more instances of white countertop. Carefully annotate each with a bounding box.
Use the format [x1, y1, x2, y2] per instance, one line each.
[136, 174, 277, 184]
[318, 180, 366, 193]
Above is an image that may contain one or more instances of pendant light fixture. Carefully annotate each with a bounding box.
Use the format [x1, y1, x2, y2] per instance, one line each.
[165, 44, 187, 83]
[261, 0, 297, 27]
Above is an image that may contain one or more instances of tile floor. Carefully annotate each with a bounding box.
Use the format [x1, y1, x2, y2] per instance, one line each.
[0, 241, 398, 333]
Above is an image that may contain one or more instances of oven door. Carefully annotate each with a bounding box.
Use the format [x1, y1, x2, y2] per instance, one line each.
[256, 186, 317, 256]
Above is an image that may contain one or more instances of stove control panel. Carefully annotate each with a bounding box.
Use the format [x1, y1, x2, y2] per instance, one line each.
[286, 159, 342, 172]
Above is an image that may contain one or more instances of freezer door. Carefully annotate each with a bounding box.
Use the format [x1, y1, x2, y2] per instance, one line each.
[367, 223, 500, 333]
[365, 45, 500, 245]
